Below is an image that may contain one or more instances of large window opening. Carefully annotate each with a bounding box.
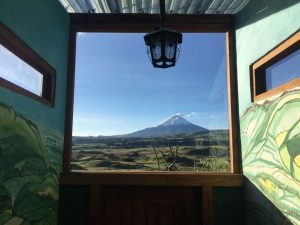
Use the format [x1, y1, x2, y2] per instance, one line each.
[71, 32, 231, 172]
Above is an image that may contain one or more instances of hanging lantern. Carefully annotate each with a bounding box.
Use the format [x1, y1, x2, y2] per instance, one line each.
[144, 0, 182, 69]
[144, 28, 182, 68]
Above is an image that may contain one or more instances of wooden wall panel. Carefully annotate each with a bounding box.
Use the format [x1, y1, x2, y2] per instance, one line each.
[92, 186, 202, 225]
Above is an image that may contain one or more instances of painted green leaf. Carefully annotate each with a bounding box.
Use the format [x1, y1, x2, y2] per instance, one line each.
[241, 90, 300, 224]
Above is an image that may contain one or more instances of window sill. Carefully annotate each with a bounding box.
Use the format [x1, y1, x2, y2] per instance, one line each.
[60, 172, 244, 187]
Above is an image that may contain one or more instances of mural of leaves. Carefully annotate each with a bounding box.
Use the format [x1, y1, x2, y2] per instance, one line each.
[241, 90, 300, 224]
[0, 103, 63, 225]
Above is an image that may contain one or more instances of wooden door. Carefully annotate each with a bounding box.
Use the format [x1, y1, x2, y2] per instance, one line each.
[91, 186, 202, 225]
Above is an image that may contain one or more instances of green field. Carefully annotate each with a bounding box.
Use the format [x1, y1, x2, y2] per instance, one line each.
[71, 130, 230, 172]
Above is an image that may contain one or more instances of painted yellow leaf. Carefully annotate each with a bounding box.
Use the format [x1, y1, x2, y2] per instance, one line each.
[275, 131, 288, 147]
[294, 155, 300, 166]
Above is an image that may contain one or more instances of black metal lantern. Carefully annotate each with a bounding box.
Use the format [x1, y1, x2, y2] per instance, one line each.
[144, 0, 182, 68]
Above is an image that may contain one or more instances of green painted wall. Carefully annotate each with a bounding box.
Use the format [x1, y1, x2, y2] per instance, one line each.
[235, 0, 300, 224]
[0, 0, 69, 224]
[241, 90, 300, 224]
[0, 0, 69, 131]
[235, 0, 300, 115]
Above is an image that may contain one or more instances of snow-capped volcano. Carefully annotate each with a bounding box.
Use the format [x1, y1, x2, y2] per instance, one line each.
[157, 113, 192, 127]
[123, 114, 207, 138]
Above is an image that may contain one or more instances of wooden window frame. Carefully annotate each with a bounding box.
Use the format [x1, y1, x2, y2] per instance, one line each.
[251, 30, 300, 102]
[0, 22, 56, 107]
[62, 14, 242, 186]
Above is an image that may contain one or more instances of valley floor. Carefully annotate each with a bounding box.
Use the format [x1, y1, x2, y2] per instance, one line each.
[71, 130, 230, 172]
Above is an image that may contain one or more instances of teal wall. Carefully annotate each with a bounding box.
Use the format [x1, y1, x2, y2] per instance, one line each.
[0, 0, 69, 130]
[235, 0, 300, 224]
[235, 0, 300, 115]
[0, 0, 69, 224]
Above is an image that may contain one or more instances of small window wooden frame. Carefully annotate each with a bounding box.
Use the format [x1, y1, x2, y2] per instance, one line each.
[0, 22, 56, 107]
[62, 14, 242, 185]
[251, 30, 300, 102]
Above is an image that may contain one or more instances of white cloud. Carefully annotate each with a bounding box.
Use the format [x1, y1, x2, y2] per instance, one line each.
[183, 111, 228, 129]
[184, 112, 201, 119]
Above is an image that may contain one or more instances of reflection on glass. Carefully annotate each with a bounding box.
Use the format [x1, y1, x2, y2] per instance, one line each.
[153, 42, 161, 60]
[165, 41, 175, 59]
[72, 33, 230, 172]
[0, 45, 43, 96]
[266, 49, 300, 90]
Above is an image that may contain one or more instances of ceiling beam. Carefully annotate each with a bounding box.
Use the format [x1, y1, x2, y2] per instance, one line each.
[69, 13, 234, 32]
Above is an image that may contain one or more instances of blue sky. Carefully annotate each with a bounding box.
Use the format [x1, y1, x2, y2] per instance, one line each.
[266, 49, 300, 90]
[0, 45, 43, 96]
[73, 32, 228, 136]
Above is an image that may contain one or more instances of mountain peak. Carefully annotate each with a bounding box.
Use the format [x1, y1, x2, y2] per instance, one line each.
[157, 114, 193, 127]
[122, 113, 207, 138]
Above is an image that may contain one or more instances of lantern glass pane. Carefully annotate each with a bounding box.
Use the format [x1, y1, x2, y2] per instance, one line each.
[153, 42, 161, 60]
[165, 41, 175, 60]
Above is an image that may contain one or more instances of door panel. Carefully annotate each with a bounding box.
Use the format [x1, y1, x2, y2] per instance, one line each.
[96, 186, 202, 225]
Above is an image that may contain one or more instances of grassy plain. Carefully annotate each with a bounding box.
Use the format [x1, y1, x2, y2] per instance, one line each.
[71, 130, 230, 172]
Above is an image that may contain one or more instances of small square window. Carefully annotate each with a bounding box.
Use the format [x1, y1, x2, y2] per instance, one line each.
[0, 44, 44, 96]
[265, 49, 300, 91]
[251, 30, 300, 102]
[0, 22, 55, 106]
